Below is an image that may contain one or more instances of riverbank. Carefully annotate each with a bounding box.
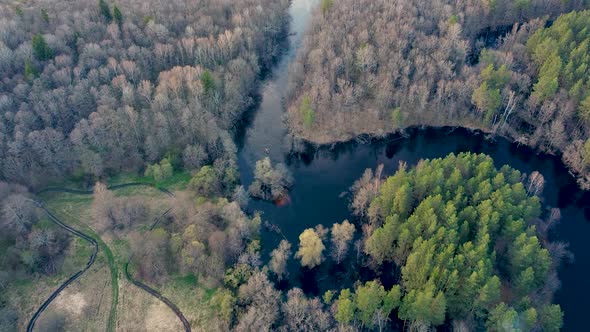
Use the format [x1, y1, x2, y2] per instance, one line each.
[287, 121, 590, 190]
[250, 126, 590, 329]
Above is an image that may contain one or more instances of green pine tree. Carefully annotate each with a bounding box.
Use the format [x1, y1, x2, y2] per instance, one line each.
[113, 5, 123, 26]
[99, 0, 112, 22]
[32, 34, 54, 61]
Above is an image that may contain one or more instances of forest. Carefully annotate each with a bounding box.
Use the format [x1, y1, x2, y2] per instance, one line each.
[286, 0, 590, 189]
[0, 0, 583, 331]
[347, 153, 566, 331]
[0, 0, 291, 329]
[0, 0, 290, 188]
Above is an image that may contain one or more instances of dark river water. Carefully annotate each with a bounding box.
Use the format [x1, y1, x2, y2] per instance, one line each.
[237, 0, 590, 330]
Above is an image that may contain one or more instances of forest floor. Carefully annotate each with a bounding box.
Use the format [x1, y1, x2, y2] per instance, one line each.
[8, 173, 219, 331]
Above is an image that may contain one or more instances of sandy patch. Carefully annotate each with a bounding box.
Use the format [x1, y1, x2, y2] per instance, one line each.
[54, 290, 87, 316]
[144, 301, 182, 332]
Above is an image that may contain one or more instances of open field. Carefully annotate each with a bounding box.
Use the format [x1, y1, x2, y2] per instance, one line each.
[7, 175, 221, 331]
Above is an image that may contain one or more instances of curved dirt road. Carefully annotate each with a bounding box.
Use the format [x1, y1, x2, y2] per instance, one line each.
[27, 183, 188, 332]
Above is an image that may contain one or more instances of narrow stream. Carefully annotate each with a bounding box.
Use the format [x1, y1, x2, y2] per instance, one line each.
[237, 0, 319, 171]
[237, 1, 590, 330]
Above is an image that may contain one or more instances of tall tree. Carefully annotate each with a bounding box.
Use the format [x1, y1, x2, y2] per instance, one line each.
[295, 228, 325, 268]
[98, 0, 112, 22]
[32, 34, 53, 61]
[330, 220, 355, 264]
[269, 240, 291, 280]
[113, 5, 123, 26]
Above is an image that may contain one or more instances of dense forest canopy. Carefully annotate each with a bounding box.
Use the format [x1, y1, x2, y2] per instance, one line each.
[350, 153, 564, 331]
[0, 0, 290, 187]
[286, 0, 590, 188]
[0, 0, 290, 330]
[0, 0, 583, 331]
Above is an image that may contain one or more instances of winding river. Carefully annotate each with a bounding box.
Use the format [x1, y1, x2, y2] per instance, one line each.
[238, 0, 590, 330]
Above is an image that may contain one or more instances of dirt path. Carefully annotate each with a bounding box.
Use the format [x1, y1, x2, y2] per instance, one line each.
[27, 183, 188, 332]
[124, 263, 191, 332]
[25, 201, 99, 332]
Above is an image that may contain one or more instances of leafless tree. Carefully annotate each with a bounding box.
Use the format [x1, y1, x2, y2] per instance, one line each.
[269, 240, 292, 280]
[330, 220, 356, 264]
[526, 171, 545, 197]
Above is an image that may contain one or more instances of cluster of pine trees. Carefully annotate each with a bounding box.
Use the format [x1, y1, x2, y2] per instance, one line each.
[351, 153, 562, 330]
[178, 153, 566, 331]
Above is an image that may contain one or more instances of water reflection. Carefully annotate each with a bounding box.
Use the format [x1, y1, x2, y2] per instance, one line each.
[235, 0, 589, 329]
[253, 128, 589, 330]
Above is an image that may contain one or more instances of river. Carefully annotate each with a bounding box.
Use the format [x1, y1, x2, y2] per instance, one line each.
[237, 0, 590, 330]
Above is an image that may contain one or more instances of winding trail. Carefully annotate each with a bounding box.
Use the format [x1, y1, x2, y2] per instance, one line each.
[25, 200, 99, 332]
[27, 1, 318, 330]
[27, 183, 188, 332]
[124, 263, 191, 331]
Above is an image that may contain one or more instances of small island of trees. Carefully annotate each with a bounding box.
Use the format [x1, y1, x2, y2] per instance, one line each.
[342, 152, 564, 331]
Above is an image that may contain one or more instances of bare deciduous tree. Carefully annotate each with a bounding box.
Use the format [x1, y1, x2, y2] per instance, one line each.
[269, 240, 292, 280]
[330, 220, 356, 264]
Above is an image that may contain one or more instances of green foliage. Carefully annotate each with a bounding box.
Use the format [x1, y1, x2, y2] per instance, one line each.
[335, 289, 355, 325]
[355, 281, 386, 327]
[300, 95, 315, 129]
[486, 0, 498, 12]
[473, 63, 509, 125]
[356, 281, 401, 328]
[321, 0, 334, 14]
[364, 217, 396, 264]
[295, 228, 325, 268]
[201, 70, 215, 96]
[532, 52, 561, 101]
[224, 264, 253, 289]
[479, 49, 496, 66]
[113, 5, 123, 26]
[211, 289, 236, 322]
[487, 303, 519, 331]
[583, 138, 590, 164]
[515, 0, 531, 10]
[399, 283, 446, 327]
[142, 15, 154, 24]
[539, 304, 564, 332]
[323, 290, 334, 304]
[333, 281, 401, 328]
[364, 153, 551, 328]
[480, 63, 510, 88]
[99, 0, 112, 22]
[448, 14, 458, 26]
[527, 10, 590, 116]
[580, 94, 590, 124]
[390, 107, 403, 127]
[24, 60, 36, 80]
[144, 158, 174, 182]
[15, 6, 24, 17]
[144, 164, 161, 181]
[41, 9, 49, 23]
[189, 165, 220, 197]
[32, 34, 54, 61]
[522, 307, 538, 331]
[159, 158, 173, 179]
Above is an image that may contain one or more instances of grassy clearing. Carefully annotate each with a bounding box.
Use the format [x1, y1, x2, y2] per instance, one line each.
[34, 254, 113, 332]
[35, 184, 187, 330]
[43, 196, 118, 332]
[7, 238, 110, 331]
[9, 271, 71, 330]
[158, 274, 221, 329]
[18, 172, 194, 331]
[117, 278, 182, 332]
[107, 170, 192, 192]
[40, 169, 192, 193]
